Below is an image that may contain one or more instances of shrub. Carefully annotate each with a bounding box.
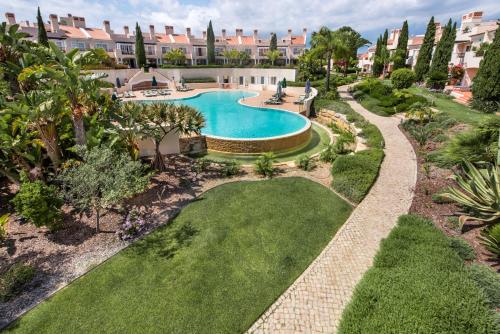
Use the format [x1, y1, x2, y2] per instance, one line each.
[0, 214, 8, 242]
[296, 155, 316, 171]
[426, 71, 448, 90]
[331, 149, 384, 203]
[449, 237, 476, 260]
[219, 160, 240, 177]
[254, 152, 276, 178]
[338, 215, 497, 334]
[431, 193, 453, 204]
[183, 77, 217, 83]
[320, 144, 338, 163]
[0, 263, 35, 302]
[116, 211, 146, 241]
[409, 125, 434, 147]
[405, 102, 435, 123]
[468, 263, 500, 308]
[391, 68, 416, 89]
[479, 224, 500, 259]
[193, 158, 211, 174]
[11, 174, 63, 231]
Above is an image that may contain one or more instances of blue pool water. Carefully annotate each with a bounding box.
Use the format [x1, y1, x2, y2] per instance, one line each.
[143, 91, 308, 139]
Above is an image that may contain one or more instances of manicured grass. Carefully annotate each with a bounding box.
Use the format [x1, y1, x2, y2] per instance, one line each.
[8, 178, 353, 334]
[359, 95, 393, 116]
[406, 86, 493, 125]
[338, 215, 497, 334]
[194, 123, 331, 163]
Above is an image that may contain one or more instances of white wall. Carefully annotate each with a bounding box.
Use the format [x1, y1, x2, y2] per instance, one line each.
[137, 131, 180, 157]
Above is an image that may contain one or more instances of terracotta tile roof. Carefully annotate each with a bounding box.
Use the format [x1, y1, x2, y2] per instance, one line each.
[171, 34, 189, 44]
[225, 36, 239, 45]
[84, 28, 111, 40]
[408, 36, 424, 46]
[291, 36, 305, 45]
[241, 36, 255, 45]
[59, 25, 87, 39]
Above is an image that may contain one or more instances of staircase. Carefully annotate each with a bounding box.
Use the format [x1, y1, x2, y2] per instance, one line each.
[451, 90, 472, 105]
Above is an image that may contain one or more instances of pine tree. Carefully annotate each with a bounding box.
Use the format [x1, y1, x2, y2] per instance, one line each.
[135, 23, 147, 69]
[36, 7, 49, 47]
[270, 33, 277, 51]
[393, 20, 409, 70]
[471, 23, 500, 113]
[429, 19, 453, 75]
[206, 20, 215, 65]
[372, 36, 383, 76]
[414, 16, 436, 81]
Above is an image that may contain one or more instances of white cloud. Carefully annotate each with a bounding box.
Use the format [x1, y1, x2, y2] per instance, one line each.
[1, 0, 498, 40]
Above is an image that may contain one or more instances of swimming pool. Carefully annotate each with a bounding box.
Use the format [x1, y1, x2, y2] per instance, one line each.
[143, 91, 309, 139]
[141, 90, 312, 153]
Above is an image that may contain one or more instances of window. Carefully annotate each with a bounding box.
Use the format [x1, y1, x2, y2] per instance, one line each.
[178, 47, 187, 54]
[260, 76, 265, 84]
[195, 47, 205, 57]
[71, 41, 86, 51]
[250, 76, 255, 84]
[244, 48, 252, 55]
[293, 48, 303, 55]
[119, 44, 134, 55]
[239, 76, 244, 85]
[52, 39, 65, 50]
[258, 47, 269, 57]
[161, 46, 171, 54]
[278, 48, 287, 57]
[146, 45, 156, 56]
[95, 42, 109, 51]
[215, 47, 225, 56]
[270, 76, 277, 85]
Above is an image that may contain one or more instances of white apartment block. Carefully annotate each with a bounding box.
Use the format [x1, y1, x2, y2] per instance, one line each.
[357, 11, 497, 87]
[4, 12, 307, 68]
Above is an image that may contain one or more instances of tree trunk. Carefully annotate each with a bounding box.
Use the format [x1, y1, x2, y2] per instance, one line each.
[325, 53, 332, 91]
[151, 140, 167, 172]
[71, 104, 86, 146]
[39, 123, 62, 168]
[95, 207, 100, 234]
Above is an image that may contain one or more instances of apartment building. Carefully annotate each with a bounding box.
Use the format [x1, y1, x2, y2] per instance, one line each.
[4, 12, 307, 68]
[357, 11, 497, 87]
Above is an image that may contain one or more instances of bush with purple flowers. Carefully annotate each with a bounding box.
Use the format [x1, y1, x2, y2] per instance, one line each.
[116, 211, 146, 241]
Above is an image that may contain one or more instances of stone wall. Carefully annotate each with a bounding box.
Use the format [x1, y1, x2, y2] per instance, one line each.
[205, 126, 311, 154]
[179, 135, 207, 154]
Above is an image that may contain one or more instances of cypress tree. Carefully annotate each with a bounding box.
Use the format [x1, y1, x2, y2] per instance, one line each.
[471, 23, 500, 113]
[381, 29, 389, 76]
[37, 7, 49, 47]
[382, 29, 388, 47]
[414, 16, 436, 81]
[393, 20, 409, 70]
[429, 19, 453, 75]
[206, 20, 215, 64]
[372, 36, 383, 76]
[270, 33, 277, 51]
[135, 23, 147, 69]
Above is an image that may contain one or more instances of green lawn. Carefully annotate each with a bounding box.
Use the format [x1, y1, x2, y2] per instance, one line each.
[8, 178, 353, 334]
[406, 87, 493, 125]
[192, 123, 331, 164]
[338, 215, 497, 334]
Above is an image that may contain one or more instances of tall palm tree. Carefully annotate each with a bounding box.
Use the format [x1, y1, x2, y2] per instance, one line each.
[310, 27, 342, 91]
[266, 50, 280, 66]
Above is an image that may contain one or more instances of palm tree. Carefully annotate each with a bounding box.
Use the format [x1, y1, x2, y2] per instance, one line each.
[163, 49, 186, 65]
[336, 27, 370, 76]
[111, 102, 145, 160]
[238, 51, 250, 66]
[0, 23, 31, 93]
[19, 43, 107, 146]
[266, 50, 280, 66]
[310, 27, 342, 91]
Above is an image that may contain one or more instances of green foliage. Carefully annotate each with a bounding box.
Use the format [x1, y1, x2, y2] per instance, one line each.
[0, 263, 35, 302]
[36, 7, 49, 47]
[372, 36, 383, 77]
[320, 144, 338, 163]
[163, 48, 186, 65]
[206, 21, 215, 65]
[479, 224, 500, 259]
[295, 155, 316, 171]
[405, 102, 435, 123]
[390, 68, 416, 89]
[254, 152, 276, 178]
[426, 70, 448, 90]
[338, 214, 497, 334]
[468, 263, 500, 308]
[331, 149, 384, 203]
[414, 17, 436, 81]
[296, 51, 326, 81]
[219, 160, 240, 177]
[0, 214, 8, 242]
[269, 33, 277, 51]
[441, 161, 499, 225]
[449, 237, 476, 260]
[434, 117, 499, 167]
[58, 146, 150, 233]
[392, 20, 409, 70]
[11, 173, 63, 231]
[183, 77, 216, 83]
[429, 19, 456, 77]
[135, 23, 146, 69]
[471, 24, 500, 113]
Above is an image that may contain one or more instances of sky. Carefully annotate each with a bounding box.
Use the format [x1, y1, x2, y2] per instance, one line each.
[1, 0, 499, 52]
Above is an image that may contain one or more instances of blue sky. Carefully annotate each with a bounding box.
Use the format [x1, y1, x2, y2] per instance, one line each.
[2, 0, 498, 52]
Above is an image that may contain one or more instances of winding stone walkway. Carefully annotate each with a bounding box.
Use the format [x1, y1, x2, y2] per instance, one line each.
[247, 85, 417, 333]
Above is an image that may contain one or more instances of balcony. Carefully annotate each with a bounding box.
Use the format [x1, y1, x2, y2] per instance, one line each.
[120, 49, 134, 56]
[462, 51, 482, 68]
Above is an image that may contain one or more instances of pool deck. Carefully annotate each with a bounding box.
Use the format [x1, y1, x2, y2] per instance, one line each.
[127, 88, 305, 113]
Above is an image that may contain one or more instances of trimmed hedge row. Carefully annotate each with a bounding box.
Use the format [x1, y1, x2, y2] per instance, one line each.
[339, 215, 497, 334]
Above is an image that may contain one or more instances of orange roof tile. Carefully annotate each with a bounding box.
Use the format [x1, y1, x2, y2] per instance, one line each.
[241, 36, 254, 45]
[58, 25, 87, 39]
[291, 36, 304, 45]
[84, 28, 111, 40]
[171, 34, 189, 43]
[225, 37, 239, 45]
[408, 36, 424, 46]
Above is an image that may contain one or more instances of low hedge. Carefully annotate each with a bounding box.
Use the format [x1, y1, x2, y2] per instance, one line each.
[338, 215, 497, 334]
[183, 77, 217, 83]
[331, 149, 384, 203]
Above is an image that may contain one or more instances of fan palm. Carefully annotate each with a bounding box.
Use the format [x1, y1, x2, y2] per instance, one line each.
[310, 27, 343, 91]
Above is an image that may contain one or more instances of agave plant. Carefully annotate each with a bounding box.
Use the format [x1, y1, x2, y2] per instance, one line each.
[479, 224, 500, 259]
[441, 161, 500, 225]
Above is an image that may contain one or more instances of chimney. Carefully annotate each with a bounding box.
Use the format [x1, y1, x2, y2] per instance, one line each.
[236, 28, 243, 37]
[185, 27, 191, 37]
[5, 12, 16, 25]
[79, 17, 86, 28]
[222, 29, 227, 39]
[165, 25, 174, 35]
[124, 25, 129, 36]
[71, 16, 78, 27]
[103, 20, 111, 34]
[49, 14, 59, 32]
[149, 24, 155, 40]
[202, 31, 207, 39]
[287, 29, 292, 39]
[253, 29, 258, 41]
[303, 28, 307, 39]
